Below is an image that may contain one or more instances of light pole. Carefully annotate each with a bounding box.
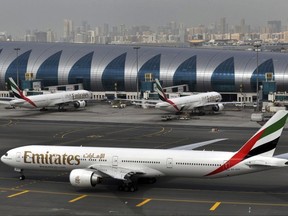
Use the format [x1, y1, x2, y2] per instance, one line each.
[254, 44, 261, 112]
[14, 48, 20, 87]
[133, 46, 140, 99]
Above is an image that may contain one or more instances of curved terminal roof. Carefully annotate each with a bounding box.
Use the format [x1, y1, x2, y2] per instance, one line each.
[0, 42, 288, 92]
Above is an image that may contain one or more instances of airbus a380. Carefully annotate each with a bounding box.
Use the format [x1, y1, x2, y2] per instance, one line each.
[0, 77, 91, 111]
[2, 110, 288, 192]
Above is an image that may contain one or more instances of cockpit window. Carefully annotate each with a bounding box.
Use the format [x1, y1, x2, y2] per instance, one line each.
[5, 153, 8, 156]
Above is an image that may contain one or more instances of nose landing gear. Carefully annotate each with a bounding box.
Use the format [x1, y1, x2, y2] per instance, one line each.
[14, 168, 25, 180]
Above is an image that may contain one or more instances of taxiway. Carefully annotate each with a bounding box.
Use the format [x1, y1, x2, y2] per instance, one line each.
[0, 102, 288, 215]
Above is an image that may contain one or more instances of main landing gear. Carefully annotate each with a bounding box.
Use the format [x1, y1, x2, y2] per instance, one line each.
[58, 105, 67, 112]
[117, 177, 157, 192]
[14, 168, 25, 180]
[118, 181, 138, 192]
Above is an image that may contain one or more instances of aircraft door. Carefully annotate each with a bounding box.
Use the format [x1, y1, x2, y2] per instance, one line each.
[166, 158, 173, 168]
[16, 152, 21, 162]
[224, 160, 230, 171]
[112, 156, 118, 167]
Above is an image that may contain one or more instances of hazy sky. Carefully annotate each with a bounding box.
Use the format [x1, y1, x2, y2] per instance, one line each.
[1, 0, 288, 37]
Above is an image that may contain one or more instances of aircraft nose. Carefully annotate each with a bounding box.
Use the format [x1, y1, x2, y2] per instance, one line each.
[1, 153, 8, 163]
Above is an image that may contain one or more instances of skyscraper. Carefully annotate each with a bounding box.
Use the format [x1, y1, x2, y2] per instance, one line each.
[267, 20, 282, 33]
[63, 19, 74, 42]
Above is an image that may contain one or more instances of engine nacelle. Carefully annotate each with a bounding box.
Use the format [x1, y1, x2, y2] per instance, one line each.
[212, 103, 224, 112]
[74, 100, 87, 108]
[69, 169, 102, 187]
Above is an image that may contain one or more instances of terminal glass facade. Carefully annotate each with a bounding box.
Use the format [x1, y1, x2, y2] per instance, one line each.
[250, 59, 274, 91]
[5, 50, 31, 86]
[138, 54, 161, 84]
[68, 52, 94, 90]
[102, 53, 126, 91]
[36, 51, 62, 86]
[173, 55, 197, 91]
[211, 57, 235, 92]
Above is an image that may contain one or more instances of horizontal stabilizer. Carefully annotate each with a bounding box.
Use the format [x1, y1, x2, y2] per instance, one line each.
[275, 153, 288, 160]
[0, 100, 11, 105]
[245, 160, 273, 167]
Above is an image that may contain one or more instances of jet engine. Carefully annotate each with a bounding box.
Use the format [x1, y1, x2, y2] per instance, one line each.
[212, 103, 224, 112]
[74, 100, 87, 108]
[69, 169, 102, 187]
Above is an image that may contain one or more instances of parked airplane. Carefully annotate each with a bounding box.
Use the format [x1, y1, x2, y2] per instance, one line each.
[2, 110, 288, 192]
[153, 79, 227, 113]
[0, 77, 91, 111]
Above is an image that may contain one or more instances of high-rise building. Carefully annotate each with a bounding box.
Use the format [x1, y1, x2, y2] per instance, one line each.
[267, 20, 281, 33]
[220, 17, 227, 34]
[63, 19, 74, 42]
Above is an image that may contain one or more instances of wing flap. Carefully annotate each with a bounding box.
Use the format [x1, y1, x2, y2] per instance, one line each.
[90, 164, 145, 180]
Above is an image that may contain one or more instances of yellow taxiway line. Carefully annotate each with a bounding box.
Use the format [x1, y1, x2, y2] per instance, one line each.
[136, 198, 152, 207]
[7, 190, 29, 198]
[210, 201, 221, 211]
[69, 194, 87, 203]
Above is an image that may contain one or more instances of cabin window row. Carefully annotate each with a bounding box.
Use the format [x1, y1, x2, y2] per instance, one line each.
[176, 162, 221, 166]
[122, 160, 160, 164]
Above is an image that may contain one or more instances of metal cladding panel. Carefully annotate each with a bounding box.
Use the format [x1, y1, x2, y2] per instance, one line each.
[0, 42, 288, 92]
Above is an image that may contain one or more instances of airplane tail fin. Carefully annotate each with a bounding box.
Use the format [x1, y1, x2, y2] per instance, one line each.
[155, 79, 167, 102]
[237, 110, 288, 158]
[207, 110, 288, 176]
[8, 77, 23, 99]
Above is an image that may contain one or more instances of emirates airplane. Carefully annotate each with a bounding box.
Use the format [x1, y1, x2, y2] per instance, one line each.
[0, 77, 91, 111]
[2, 110, 288, 192]
[154, 79, 225, 113]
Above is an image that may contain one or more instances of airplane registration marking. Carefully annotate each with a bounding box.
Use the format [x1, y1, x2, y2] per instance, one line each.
[136, 198, 152, 207]
[210, 201, 221, 211]
[7, 190, 29, 198]
[69, 194, 87, 203]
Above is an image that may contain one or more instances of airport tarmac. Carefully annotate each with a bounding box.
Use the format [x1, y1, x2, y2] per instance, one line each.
[0, 102, 288, 216]
[0, 101, 261, 127]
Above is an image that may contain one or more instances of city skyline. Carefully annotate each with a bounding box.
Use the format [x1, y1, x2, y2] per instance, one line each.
[1, 0, 288, 38]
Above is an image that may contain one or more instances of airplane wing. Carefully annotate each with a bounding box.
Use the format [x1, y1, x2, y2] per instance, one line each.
[89, 164, 145, 180]
[89, 164, 164, 180]
[204, 101, 242, 106]
[0, 97, 14, 105]
[132, 100, 157, 107]
[170, 138, 228, 150]
[0, 100, 11, 105]
[118, 99, 159, 107]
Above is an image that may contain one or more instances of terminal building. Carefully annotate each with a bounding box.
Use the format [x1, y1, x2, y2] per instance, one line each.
[0, 42, 287, 102]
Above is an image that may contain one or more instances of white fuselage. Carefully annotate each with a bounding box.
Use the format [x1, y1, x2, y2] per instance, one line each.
[9, 90, 91, 108]
[2, 145, 286, 179]
[155, 91, 222, 112]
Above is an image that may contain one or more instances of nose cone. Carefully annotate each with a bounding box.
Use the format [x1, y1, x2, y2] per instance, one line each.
[1, 153, 9, 165]
[1, 154, 5, 163]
